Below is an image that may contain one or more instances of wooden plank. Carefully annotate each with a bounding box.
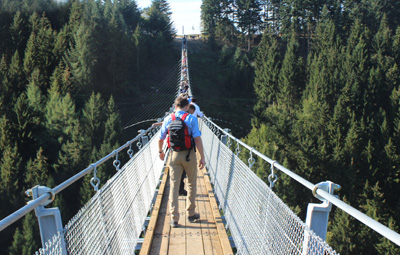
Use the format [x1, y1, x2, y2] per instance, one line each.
[186, 172, 205, 255]
[201, 168, 234, 255]
[140, 167, 169, 255]
[149, 177, 171, 255]
[197, 170, 223, 255]
[167, 177, 187, 255]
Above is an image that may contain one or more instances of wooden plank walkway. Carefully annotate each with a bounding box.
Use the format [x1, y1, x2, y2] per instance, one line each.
[140, 164, 234, 255]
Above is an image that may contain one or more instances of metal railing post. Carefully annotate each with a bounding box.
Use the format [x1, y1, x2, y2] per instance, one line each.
[139, 129, 149, 146]
[27, 185, 67, 254]
[303, 181, 341, 254]
[221, 128, 230, 145]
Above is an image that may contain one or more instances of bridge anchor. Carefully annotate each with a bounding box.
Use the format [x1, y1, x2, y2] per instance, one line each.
[27, 185, 67, 254]
[303, 181, 340, 254]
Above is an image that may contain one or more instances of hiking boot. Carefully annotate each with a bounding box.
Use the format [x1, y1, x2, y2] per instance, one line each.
[170, 221, 178, 228]
[187, 214, 200, 223]
[179, 189, 187, 196]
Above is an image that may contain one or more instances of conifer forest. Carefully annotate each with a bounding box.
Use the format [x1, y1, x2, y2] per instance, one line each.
[0, 0, 400, 254]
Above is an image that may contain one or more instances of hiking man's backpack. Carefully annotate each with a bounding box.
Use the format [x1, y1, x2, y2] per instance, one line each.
[167, 113, 193, 151]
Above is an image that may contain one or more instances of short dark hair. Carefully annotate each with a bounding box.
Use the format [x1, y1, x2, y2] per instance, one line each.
[189, 104, 196, 111]
[191, 98, 196, 103]
[175, 95, 189, 108]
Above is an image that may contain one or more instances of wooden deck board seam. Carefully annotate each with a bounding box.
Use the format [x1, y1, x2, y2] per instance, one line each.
[139, 167, 170, 255]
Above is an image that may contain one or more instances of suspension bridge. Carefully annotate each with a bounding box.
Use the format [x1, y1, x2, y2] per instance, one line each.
[1, 38, 400, 255]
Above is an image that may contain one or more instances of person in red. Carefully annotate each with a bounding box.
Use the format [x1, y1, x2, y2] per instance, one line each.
[158, 95, 205, 228]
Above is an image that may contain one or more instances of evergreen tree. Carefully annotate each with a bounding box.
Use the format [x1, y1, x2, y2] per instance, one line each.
[132, 24, 147, 75]
[7, 50, 24, 98]
[200, 0, 220, 39]
[235, 0, 262, 51]
[82, 92, 106, 148]
[0, 115, 13, 154]
[9, 11, 27, 55]
[9, 227, 23, 255]
[0, 144, 23, 207]
[12, 92, 41, 159]
[65, 21, 98, 92]
[21, 212, 39, 255]
[253, 30, 281, 125]
[103, 96, 121, 147]
[328, 197, 359, 254]
[277, 31, 304, 111]
[143, 0, 175, 42]
[25, 147, 50, 188]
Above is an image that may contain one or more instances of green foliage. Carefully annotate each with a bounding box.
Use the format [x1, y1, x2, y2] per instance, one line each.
[0, 0, 176, 252]
[243, 1, 400, 253]
[82, 92, 106, 148]
[200, 0, 221, 38]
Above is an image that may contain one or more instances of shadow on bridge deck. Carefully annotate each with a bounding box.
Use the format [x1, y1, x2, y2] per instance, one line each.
[140, 161, 233, 255]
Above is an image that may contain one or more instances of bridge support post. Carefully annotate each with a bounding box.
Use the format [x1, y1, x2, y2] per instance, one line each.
[139, 129, 149, 146]
[142, 136, 149, 146]
[221, 128, 231, 145]
[302, 181, 340, 254]
[27, 186, 67, 254]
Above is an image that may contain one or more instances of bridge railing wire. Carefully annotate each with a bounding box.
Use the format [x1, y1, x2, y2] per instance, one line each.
[201, 116, 400, 250]
[199, 117, 338, 255]
[32, 126, 166, 254]
[123, 60, 181, 128]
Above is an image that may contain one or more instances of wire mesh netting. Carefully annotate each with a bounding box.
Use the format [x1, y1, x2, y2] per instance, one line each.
[199, 118, 338, 255]
[35, 130, 164, 255]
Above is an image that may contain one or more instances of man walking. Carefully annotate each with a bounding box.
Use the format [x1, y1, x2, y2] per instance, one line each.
[158, 95, 205, 227]
[190, 98, 203, 118]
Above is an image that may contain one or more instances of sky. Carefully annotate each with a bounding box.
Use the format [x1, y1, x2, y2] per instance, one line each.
[136, 0, 202, 35]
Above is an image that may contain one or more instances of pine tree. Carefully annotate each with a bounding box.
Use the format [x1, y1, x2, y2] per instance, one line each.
[23, 14, 55, 87]
[64, 22, 98, 92]
[0, 144, 23, 207]
[12, 92, 41, 159]
[21, 212, 39, 255]
[375, 217, 400, 254]
[357, 181, 388, 254]
[28, 12, 40, 34]
[45, 83, 76, 144]
[103, 96, 121, 147]
[235, 0, 262, 51]
[25, 147, 50, 188]
[8, 50, 24, 96]
[200, 0, 220, 39]
[26, 68, 44, 114]
[82, 92, 106, 148]
[277, 31, 304, 111]
[0, 115, 13, 155]
[132, 24, 147, 75]
[143, 0, 176, 42]
[9, 227, 24, 255]
[327, 198, 358, 254]
[9, 11, 26, 55]
[253, 30, 281, 124]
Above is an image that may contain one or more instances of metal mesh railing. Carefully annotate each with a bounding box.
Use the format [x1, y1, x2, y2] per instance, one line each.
[199, 118, 338, 255]
[35, 129, 164, 255]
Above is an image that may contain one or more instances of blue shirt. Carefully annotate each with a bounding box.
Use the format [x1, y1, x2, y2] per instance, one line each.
[159, 111, 201, 140]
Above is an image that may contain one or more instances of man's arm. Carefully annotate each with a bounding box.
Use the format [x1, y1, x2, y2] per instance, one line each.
[158, 139, 165, 160]
[194, 136, 205, 169]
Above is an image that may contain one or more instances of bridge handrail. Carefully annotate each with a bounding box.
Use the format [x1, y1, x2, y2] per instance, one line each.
[0, 125, 157, 233]
[204, 116, 400, 247]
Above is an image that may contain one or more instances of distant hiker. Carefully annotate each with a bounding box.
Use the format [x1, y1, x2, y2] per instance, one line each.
[190, 98, 203, 118]
[158, 95, 205, 228]
[188, 104, 196, 115]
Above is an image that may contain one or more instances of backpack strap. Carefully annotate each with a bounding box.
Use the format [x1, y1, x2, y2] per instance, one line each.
[171, 113, 176, 121]
[181, 113, 189, 121]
